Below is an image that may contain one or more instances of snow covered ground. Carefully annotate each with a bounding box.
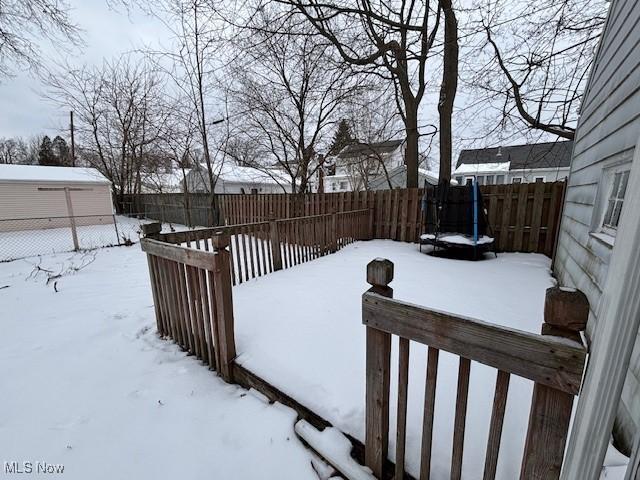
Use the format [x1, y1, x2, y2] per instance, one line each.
[0, 246, 325, 480]
[233, 241, 557, 479]
[0, 235, 626, 479]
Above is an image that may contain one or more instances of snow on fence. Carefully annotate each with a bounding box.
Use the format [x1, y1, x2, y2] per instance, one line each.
[123, 181, 566, 257]
[140, 208, 371, 384]
[362, 259, 588, 479]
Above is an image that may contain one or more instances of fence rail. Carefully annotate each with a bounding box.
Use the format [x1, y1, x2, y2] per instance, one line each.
[362, 259, 588, 479]
[122, 181, 566, 257]
[152, 209, 370, 285]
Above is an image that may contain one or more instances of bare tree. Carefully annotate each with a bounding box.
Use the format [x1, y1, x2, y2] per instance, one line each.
[228, 12, 360, 193]
[471, 0, 607, 141]
[0, 0, 82, 78]
[142, 0, 228, 224]
[43, 56, 168, 205]
[0, 137, 27, 163]
[268, 0, 442, 187]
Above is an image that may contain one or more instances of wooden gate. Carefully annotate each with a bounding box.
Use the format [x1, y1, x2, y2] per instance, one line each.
[362, 259, 588, 479]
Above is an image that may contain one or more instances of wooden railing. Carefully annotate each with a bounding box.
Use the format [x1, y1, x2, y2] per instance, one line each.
[151, 209, 370, 285]
[362, 259, 588, 480]
[141, 232, 236, 382]
[139, 209, 370, 382]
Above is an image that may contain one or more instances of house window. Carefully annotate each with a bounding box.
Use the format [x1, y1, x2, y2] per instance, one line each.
[332, 182, 337, 191]
[512, 177, 523, 184]
[339, 181, 348, 190]
[476, 176, 485, 185]
[602, 170, 630, 232]
[496, 175, 505, 184]
[250, 188, 258, 194]
[534, 176, 545, 183]
[455, 176, 464, 185]
[485, 175, 495, 185]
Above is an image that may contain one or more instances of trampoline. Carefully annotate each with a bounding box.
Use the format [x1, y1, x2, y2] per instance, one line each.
[419, 179, 497, 260]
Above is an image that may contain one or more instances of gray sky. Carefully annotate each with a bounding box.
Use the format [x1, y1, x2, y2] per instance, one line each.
[0, 0, 168, 139]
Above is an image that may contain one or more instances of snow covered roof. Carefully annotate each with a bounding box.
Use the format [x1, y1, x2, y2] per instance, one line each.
[338, 139, 404, 158]
[453, 162, 511, 175]
[0, 164, 110, 185]
[196, 163, 287, 185]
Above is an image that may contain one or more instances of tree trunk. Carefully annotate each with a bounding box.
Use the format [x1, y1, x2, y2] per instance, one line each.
[438, 0, 458, 183]
[405, 104, 419, 188]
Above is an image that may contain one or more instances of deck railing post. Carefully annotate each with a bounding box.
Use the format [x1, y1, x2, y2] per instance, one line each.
[212, 232, 237, 383]
[364, 258, 394, 478]
[268, 214, 283, 271]
[520, 286, 588, 479]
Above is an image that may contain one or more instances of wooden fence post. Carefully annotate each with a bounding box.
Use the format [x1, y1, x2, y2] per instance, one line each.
[520, 286, 588, 479]
[365, 258, 394, 478]
[212, 232, 237, 383]
[269, 214, 283, 271]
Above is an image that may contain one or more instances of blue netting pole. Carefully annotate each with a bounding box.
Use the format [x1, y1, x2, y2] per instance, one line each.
[473, 179, 479, 246]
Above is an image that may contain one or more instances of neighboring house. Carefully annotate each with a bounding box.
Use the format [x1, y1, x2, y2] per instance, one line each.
[553, 0, 640, 461]
[0, 164, 113, 232]
[186, 163, 290, 194]
[453, 141, 573, 185]
[141, 170, 190, 194]
[368, 165, 441, 190]
[323, 139, 405, 192]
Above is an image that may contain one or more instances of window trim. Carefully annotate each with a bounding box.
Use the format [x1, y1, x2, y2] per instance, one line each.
[511, 176, 523, 184]
[600, 167, 630, 235]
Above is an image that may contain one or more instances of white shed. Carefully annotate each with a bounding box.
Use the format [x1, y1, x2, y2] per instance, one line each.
[0, 165, 113, 232]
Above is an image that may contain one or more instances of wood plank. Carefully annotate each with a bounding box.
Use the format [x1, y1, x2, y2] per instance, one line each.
[528, 181, 546, 252]
[513, 184, 529, 252]
[419, 347, 439, 480]
[395, 337, 410, 480]
[499, 185, 514, 250]
[483, 370, 511, 480]
[519, 384, 574, 479]
[365, 326, 391, 478]
[141, 238, 216, 269]
[451, 357, 471, 480]
[362, 293, 586, 394]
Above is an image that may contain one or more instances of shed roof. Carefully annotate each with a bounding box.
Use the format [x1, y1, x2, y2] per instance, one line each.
[0, 165, 111, 185]
[456, 141, 573, 170]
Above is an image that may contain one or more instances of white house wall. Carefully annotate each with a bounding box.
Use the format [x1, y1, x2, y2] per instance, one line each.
[554, 0, 640, 453]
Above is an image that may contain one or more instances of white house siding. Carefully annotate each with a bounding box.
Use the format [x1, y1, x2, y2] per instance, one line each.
[0, 181, 114, 232]
[553, 0, 640, 453]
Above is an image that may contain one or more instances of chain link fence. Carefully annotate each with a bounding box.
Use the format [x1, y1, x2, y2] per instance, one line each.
[0, 215, 160, 262]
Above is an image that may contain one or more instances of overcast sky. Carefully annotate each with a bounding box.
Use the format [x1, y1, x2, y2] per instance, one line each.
[0, 0, 168, 139]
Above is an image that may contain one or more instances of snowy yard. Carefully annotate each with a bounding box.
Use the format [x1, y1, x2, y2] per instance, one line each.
[232, 240, 556, 479]
[0, 235, 625, 479]
[0, 247, 325, 480]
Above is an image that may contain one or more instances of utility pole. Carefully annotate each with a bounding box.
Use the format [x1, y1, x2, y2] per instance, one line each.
[69, 111, 76, 167]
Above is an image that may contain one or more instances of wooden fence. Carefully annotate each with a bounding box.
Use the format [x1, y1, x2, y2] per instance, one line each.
[362, 259, 588, 479]
[140, 209, 370, 381]
[123, 181, 566, 257]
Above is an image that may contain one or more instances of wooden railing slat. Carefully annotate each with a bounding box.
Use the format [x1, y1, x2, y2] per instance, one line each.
[395, 337, 410, 479]
[483, 370, 511, 480]
[419, 346, 440, 480]
[451, 357, 471, 480]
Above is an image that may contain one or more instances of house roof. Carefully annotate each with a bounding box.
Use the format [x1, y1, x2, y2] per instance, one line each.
[454, 161, 511, 175]
[196, 163, 287, 185]
[338, 139, 404, 158]
[368, 164, 455, 189]
[456, 141, 573, 171]
[0, 164, 110, 185]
